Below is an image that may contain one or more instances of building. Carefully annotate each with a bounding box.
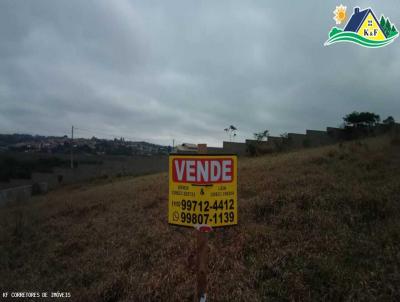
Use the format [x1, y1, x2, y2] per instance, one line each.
[344, 7, 386, 41]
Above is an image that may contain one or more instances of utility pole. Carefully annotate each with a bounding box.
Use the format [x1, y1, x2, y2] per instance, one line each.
[70, 125, 74, 169]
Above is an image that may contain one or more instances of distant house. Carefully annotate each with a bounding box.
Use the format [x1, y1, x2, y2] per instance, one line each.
[173, 143, 198, 154]
[344, 7, 387, 40]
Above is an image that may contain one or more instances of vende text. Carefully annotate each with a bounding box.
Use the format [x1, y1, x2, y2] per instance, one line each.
[172, 158, 233, 184]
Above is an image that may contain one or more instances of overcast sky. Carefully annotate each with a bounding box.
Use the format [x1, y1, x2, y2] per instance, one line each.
[1, 1, 399, 146]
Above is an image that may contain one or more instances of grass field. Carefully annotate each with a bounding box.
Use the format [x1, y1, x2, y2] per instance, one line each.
[1, 136, 400, 301]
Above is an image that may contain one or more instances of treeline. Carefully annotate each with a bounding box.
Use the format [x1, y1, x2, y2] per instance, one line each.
[0, 134, 66, 145]
[380, 16, 398, 38]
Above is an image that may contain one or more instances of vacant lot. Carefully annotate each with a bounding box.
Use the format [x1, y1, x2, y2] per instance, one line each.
[1, 136, 400, 301]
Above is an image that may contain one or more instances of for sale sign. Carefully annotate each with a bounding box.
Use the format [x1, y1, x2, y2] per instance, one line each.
[168, 154, 238, 228]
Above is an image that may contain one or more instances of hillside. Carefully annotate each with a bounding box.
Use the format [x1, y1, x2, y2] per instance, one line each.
[0, 133, 168, 156]
[1, 136, 400, 301]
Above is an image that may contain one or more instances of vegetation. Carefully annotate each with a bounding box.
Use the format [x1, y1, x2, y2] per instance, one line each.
[247, 143, 257, 157]
[329, 27, 343, 37]
[0, 155, 101, 182]
[380, 16, 399, 38]
[253, 130, 269, 142]
[0, 133, 168, 156]
[1, 136, 399, 300]
[343, 111, 380, 128]
[271, 132, 290, 152]
[248, 130, 270, 157]
[0, 156, 68, 181]
[383, 116, 395, 125]
[224, 125, 238, 141]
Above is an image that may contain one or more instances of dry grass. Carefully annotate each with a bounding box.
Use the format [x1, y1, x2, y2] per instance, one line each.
[1, 136, 400, 301]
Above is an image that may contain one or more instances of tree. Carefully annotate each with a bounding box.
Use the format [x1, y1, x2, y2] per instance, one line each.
[248, 129, 270, 156]
[269, 132, 290, 152]
[385, 18, 392, 37]
[280, 132, 289, 139]
[385, 24, 392, 37]
[253, 130, 269, 142]
[224, 125, 238, 141]
[380, 16, 386, 29]
[343, 111, 380, 128]
[383, 116, 395, 124]
[390, 25, 398, 38]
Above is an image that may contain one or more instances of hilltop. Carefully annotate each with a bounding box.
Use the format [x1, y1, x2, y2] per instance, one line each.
[1, 135, 399, 301]
[0, 133, 168, 156]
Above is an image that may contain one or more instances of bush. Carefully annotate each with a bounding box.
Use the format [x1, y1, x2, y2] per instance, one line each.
[247, 143, 257, 157]
[0, 156, 72, 181]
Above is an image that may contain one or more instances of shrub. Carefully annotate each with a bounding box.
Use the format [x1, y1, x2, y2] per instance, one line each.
[247, 143, 257, 157]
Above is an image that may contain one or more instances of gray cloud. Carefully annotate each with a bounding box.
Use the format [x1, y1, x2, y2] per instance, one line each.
[1, 0, 399, 146]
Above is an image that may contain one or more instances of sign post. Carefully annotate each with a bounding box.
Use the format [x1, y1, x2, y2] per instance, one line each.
[196, 144, 209, 302]
[196, 214, 209, 301]
[168, 148, 238, 301]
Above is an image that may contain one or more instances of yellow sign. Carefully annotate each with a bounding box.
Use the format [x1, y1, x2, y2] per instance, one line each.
[168, 155, 238, 228]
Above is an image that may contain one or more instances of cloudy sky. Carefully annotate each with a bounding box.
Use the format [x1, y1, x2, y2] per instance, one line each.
[1, 1, 399, 146]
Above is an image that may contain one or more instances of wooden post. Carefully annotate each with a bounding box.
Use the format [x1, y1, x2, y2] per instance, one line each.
[196, 231, 208, 301]
[196, 144, 209, 302]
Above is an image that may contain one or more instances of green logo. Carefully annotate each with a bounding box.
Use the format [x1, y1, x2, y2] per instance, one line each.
[325, 5, 398, 48]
